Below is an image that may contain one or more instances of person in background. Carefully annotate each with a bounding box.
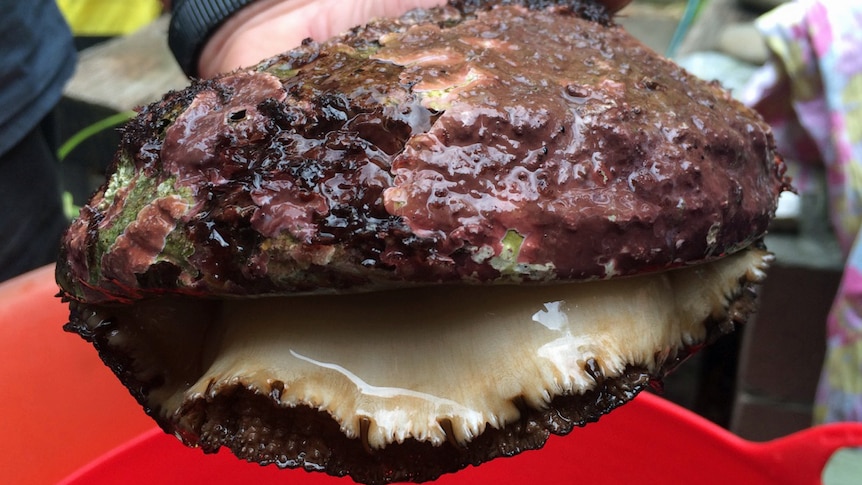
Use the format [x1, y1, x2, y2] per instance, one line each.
[744, 1, 862, 423]
[0, 0, 77, 282]
[58, 0, 164, 49]
[0, 1, 167, 283]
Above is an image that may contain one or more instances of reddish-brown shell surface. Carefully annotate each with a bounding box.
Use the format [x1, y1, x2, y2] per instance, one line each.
[56, 2, 788, 304]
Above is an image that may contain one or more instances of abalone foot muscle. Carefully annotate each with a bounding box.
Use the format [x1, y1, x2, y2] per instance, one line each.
[62, 246, 769, 484]
[183, 366, 652, 484]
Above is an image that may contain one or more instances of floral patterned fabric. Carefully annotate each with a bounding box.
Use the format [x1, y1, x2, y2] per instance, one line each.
[744, 0, 862, 423]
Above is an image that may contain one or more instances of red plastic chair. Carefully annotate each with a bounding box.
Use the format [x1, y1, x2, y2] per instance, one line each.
[3, 265, 862, 485]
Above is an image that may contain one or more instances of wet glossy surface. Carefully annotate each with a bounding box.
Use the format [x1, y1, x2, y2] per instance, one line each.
[8, 266, 860, 485]
[380, 6, 787, 280]
[59, 247, 770, 483]
[58, 3, 788, 301]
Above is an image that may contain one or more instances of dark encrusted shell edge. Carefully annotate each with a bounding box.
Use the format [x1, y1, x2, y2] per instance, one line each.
[61, 257, 760, 484]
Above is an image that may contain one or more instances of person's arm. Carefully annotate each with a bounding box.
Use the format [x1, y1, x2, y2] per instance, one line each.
[168, 0, 258, 77]
[170, 0, 633, 79]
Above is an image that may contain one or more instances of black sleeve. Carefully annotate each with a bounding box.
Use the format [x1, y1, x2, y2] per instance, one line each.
[168, 0, 257, 77]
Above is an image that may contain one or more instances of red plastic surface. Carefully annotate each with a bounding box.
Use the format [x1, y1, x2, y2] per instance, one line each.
[0, 265, 155, 485]
[58, 394, 862, 485]
[4, 265, 862, 484]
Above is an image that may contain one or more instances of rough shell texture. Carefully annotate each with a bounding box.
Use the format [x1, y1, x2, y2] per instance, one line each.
[56, 1, 789, 304]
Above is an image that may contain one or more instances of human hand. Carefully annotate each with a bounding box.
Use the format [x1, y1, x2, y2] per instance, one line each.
[198, 0, 633, 78]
